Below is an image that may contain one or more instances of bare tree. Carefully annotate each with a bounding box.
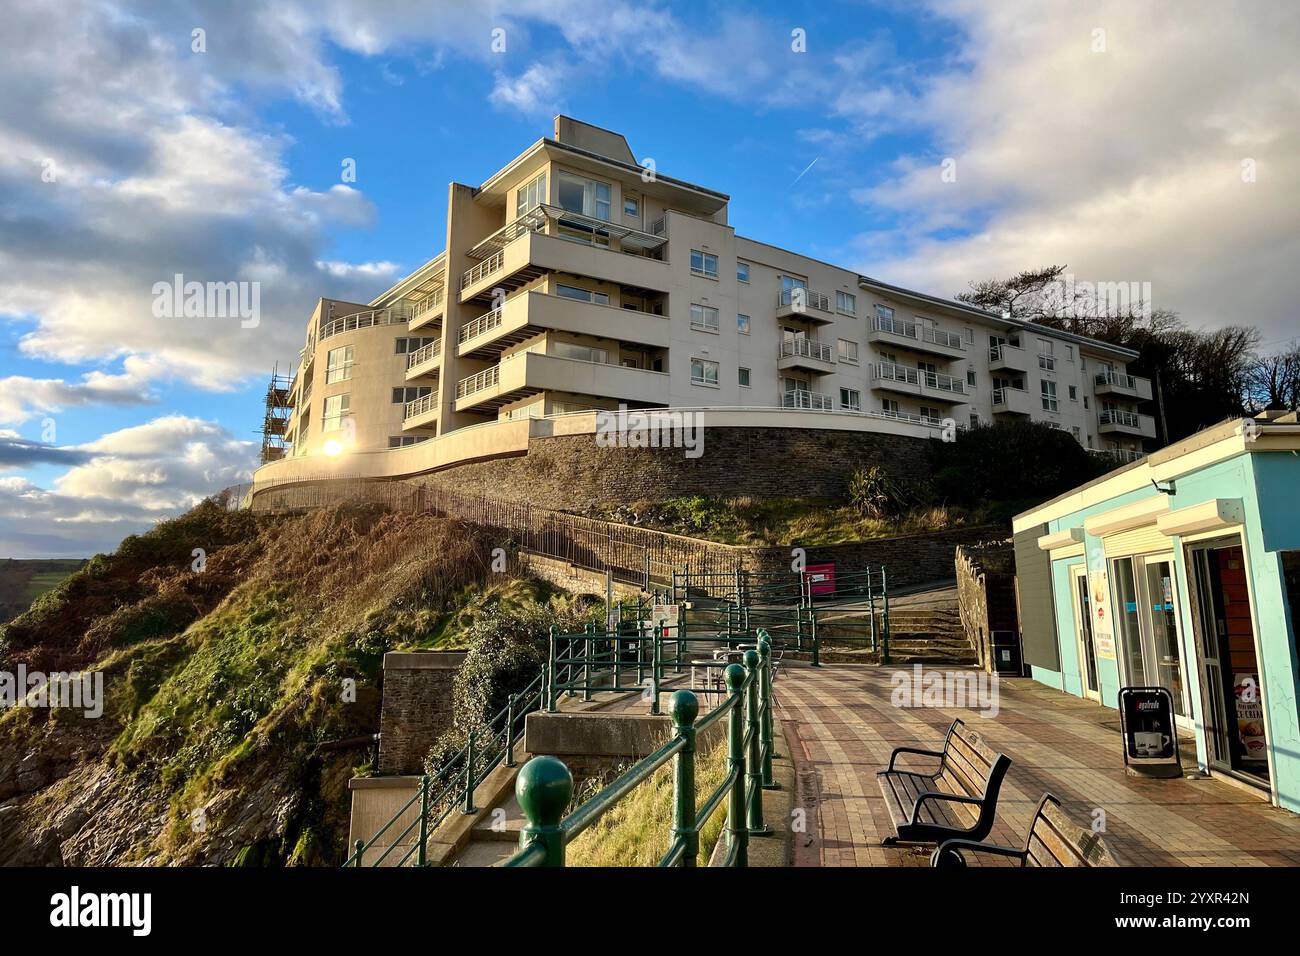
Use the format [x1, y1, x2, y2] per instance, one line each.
[1245, 342, 1300, 411]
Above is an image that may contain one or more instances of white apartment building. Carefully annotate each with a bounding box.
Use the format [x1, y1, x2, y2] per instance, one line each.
[261, 117, 1154, 477]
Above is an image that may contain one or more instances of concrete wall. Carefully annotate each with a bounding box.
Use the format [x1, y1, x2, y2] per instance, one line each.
[377, 651, 465, 775]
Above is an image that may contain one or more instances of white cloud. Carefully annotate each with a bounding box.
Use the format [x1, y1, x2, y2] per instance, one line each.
[490, 63, 569, 116]
[0, 416, 257, 558]
[0, 357, 162, 425]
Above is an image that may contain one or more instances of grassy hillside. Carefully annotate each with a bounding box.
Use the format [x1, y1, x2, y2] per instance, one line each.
[0, 497, 566, 866]
[0, 558, 87, 625]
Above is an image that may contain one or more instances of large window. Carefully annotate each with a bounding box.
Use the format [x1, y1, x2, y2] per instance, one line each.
[322, 393, 350, 431]
[550, 341, 609, 364]
[393, 386, 432, 404]
[556, 284, 610, 305]
[691, 358, 719, 386]
[690, 303, 720, 332]
[395, 337, 436, 354]
[389, 435, 431, 448]
[737, 313, 751, 334]
[737, 261, 751, 283]
[1041, 380, 1059, 411]
[325, 345, 354, 384]
[557, 171, 611, 221]
[690, 249, 719, 278]
[837, 339, 859, 364]
[516, 171, 546, 216]
[738, 367, 752, 388]
[837, 291, 857, 316]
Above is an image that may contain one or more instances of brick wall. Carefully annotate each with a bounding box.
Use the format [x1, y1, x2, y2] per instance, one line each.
[955, 541, 1019, 673]
[377, 651, 465, 775]
[412, 426, 930, 511]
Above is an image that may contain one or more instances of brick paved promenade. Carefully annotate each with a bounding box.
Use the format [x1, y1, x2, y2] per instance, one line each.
[775, 664, 1300, 866]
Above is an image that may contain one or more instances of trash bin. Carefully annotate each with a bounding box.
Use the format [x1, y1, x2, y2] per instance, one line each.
[989, 630, 1023, 676]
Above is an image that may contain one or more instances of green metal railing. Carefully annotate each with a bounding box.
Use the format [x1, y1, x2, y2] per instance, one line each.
[344, 667, 546, 867]
[506, 636, 775, 867]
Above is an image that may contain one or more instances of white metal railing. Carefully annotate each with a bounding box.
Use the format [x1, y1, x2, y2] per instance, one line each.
[1089, 447, 1145, 463]
[403, 392, 438, 421]
[780, 389, 833, 411]
[920, 368, 965, 393]
[320, 308, 406, 342]
[874, 314, 918, 338]
[876, 361, 920, 386]
[880, 408, 945, 428]
[1100, 409, 1140, 428]
[466, 205, 549, 262]
[411, 288, 445, 323]
[871, 315, 963, 350]
[407, 340, 443, 370]
[875, 362, 965, 394]
[1096, 370, 1138, 389]
[992, 386, 1027, 406]
[776, 288, 833, 314]
[461, 251, 505, 292]
[460, 307, 505, 344]
[650, 217, 667, 236]
[921, 325, 964, 350]
[778, 338, 835, 363]
[457, 364, 501, 399]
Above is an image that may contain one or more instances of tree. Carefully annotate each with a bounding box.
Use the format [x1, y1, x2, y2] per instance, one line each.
[1245, 343, 1300, 411]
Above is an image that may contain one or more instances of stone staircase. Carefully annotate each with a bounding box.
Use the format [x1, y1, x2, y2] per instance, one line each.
[451, 791, 526, 867]
[878, 593, 977, 665]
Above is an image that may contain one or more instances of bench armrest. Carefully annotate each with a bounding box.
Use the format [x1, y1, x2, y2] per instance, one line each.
[910, 791, 982, 826]
[885, 746, 945, 772]
[930, 839, 1027, 868]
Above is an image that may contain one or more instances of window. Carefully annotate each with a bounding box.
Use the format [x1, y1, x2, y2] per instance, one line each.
[1041, 380, 1059, 412]
[1068, 384, 1079, 401]
[1072, 426, 1082, 440]
[392, 386, 433, 404]
[556, 284, 610, 305]
[882, 398, 901, 414]
[969, 412, 980, 428]
[690, 249, 718, 278]
[739, 367, 751, 388]
[839, 388, 861, 411]
[1065, 344, 1075, 362]
[516, 172, 546, 217]
[920, 405, 942, 421]
[1084, 396, 1090, 410]
[875, 304, 895, 323]
[1039, 353, 1056, 371]
[557, 171, 611, 221]
[551, 402, 595, 415]
[395, 337, 436, 354]
[837, 339, 859, 364]
[836, 291, 857, 316]
[624, 195, 639, 217]
[966, 367, 977, 387]
[325, 345, 354, 384]
[737, 313, 751, 334]
[389, 435, 431, 448]
[737, 261, 751, 283]
[322, 393, 350, 431]
[690, 303, 720, 332]
[691, 358, 719, 386]
[550, 341, 608, 364]
[965, 328, 975, 344]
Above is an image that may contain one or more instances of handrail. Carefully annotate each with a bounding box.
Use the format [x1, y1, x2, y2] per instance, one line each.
[505, 636, 774, 867]
[780, 389, 833, 411]
[459, 306, 505, 344]
[411, 288, 445, 323]
[1100, 408, 1140, 427]
[778, 338, 834, 363]
[403, 392, 438, 421]
[1095, 370, 1138, 389]
[776, 288, 832, 313]
[456, 364, 501, 399]
[406, 340, 442, 370]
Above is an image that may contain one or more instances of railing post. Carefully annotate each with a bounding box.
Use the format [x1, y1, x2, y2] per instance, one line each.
[811, 608, 821, 668]
[724, 664, 749, 867]
[515, 756, 573, 868]
[547, 626, 558, 712]
[868, 571, 878, 651]
[462, 731, 477, 814]
[757, 638, 775, 787]
[354, 839, 364, 868]
[881, 566, 892, 666]
[743, 649, 766, 833]
[583, 623, 593, 702]
[416, 774, 430, 866]
[669, 690, 700, 867]
[650, 621, 663, 715]
[505, 695, 518, 768]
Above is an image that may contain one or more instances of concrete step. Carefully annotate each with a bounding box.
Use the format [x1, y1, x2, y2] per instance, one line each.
[452, 840, 517, 867]
[470, 794, 525, 843]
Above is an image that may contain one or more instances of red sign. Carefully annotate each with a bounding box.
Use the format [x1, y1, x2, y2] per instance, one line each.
[805, 563, 836, 596]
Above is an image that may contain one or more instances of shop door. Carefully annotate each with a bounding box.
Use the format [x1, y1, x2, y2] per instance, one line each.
[1110, 554, 1190, 725]
[1189, 542, 1269, 782]
[1070, 565, 1101, 700]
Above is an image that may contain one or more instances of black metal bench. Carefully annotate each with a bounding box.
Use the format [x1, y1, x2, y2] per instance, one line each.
[876, 718, 1011, 845]
[930, 792, 1120, 867]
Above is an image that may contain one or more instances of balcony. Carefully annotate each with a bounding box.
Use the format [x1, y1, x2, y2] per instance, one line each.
[1089, 447, 1146, 464]
[1099, 409, 1157, 438]
[777, 338, 835, 375]
[1094, 369, 1154, 401]
[402, 392, 439, 431]
[869, 362, 968, 405]
[405, 340, 442, 382]
[988, 343, 1028, 374]
[454, 351, 669, 413]
[867, 316, 966, 359]
[992, 386, 1034, 417]
[781, 389, 833, 411]
[457, 291, 670, 359]
[408, 288, 446, 332]
[460, 206, 669, 303]
[880, 408, 946, 428]
[774, 289, 836, 325]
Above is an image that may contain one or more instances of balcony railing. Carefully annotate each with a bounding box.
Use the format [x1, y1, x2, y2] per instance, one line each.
[403, 392, 438, 422]
[777, 289, 833, 314]
[411, 288, 445, 323]
[988, 343, 1022, 362]
[880, 408, 945, 428]
[461, 251, 505, 292]
[320, 307, 406, 342]
[1100, 409, 1140, 428]
[456, 365, 501, 399]
[778, 338, 835, 363]
[876, 362, 966, 394]
[1089, 447, 1145, 463]
[407, 340, 442, 369]
[872, 315, 964, 350]
[992, 386, 1026, 406]
[1096, 370, 1138, 389]
[781, 389, 833, 411]
[459, 306, 505, 345]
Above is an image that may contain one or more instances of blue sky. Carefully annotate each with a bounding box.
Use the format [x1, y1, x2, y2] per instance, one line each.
[2, 0, 1297, 557]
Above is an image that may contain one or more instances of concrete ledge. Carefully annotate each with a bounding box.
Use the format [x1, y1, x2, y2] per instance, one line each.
[382, 650, 467, 670]
[524, 711, 669, 759]
[348, 775, 423, 791]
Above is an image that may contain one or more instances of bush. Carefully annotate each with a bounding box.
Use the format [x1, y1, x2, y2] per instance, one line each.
[846, 465, 908, 518]
[928, 420, 1108, 507]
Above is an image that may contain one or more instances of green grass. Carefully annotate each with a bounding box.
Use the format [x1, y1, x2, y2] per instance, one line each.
[565, 737, 731, 867]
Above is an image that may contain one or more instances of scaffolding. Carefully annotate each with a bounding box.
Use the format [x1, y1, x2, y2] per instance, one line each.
[260, 363, 294, 463]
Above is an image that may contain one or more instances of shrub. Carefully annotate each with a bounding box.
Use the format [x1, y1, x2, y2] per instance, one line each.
[846, 465, 908, 518]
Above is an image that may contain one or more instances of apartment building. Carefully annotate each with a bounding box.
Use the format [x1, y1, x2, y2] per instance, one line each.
[264, 117, 1154, 472]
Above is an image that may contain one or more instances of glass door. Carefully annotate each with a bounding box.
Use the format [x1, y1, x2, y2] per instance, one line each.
[1070, 566, 1101, 700]
[1111, 554, 1190, 723]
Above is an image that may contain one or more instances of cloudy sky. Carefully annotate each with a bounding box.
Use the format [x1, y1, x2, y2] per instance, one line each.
[1, 0, 1297, 556]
